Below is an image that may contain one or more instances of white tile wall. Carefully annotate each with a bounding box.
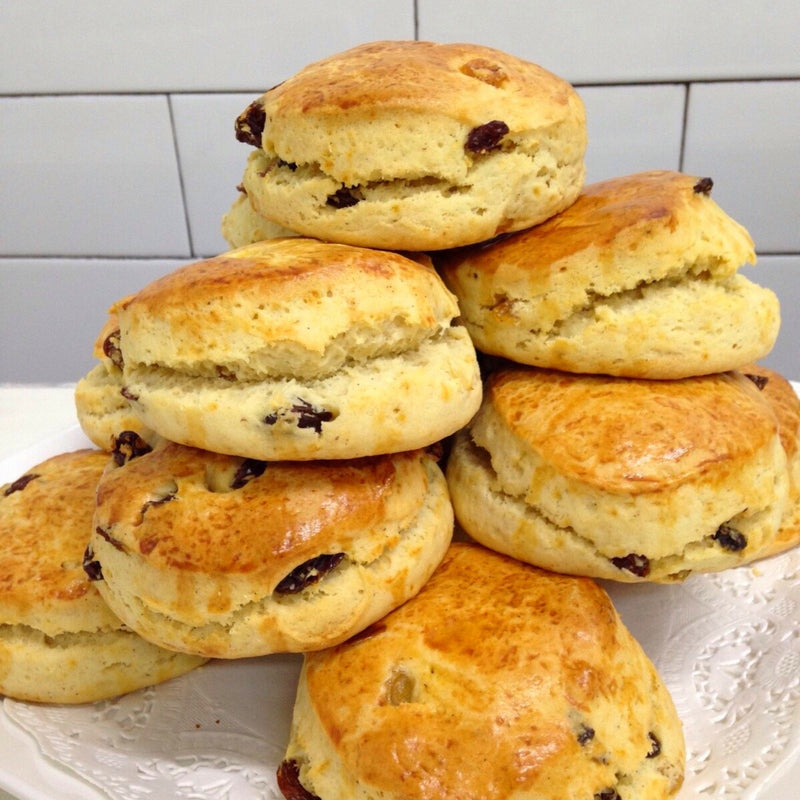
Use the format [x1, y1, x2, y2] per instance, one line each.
[1, 0, 798, 382]
[683, 80, 800, 253]
[578, 84, 686, 182]
[417, 0, 800, 83]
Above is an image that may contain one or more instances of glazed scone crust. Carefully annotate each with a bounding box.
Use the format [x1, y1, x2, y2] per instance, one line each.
[0, 449, 205, 703]
[285, 543, 684, 800]
[446, 368, 791, 581]
[237, 40, 586, 250]
[115, 239, 482, 459]
[90, 443, 453, 657]
[438, 171, 780, 378]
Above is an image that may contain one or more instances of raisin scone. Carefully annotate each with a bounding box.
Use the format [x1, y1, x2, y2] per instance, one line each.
[0, 449, 205, 703]
[74, 305, 156, 450]
[437, 171, 780, 378]
[233, 40, 586, 251]
[446, 366, 791, 583]
[741, 363, 800, 560]
[114, 238, 482, 460]
[86, 438, 453, 657]
[278, 543, 684, 800]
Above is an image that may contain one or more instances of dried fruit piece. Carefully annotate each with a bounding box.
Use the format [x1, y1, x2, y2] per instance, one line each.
[713, 523, 747, 551]
[594, 790, 621, 800]
[276, 759, 320, 800]
[82, 544, 103, 581]
[465, 120, 509, 153]
[610, 553, 651, 577]
[3, 472, 40, 497]
[230, 459, 267, 489]
[235, 100, 266, 147]
[646, 731, 662, 758]
[112, 430, 152, 467]
[459, 57, 508, 87]
[744, 372, 769, 390]
[326, 186, 361, 208]
[577, 724, 596, 745]
[102, 328, 124, 369]
[264, 399, 335, 435]
[693, 176, 713, 195]
[275, 553, 345, 594]
[385, 668, 416, 705]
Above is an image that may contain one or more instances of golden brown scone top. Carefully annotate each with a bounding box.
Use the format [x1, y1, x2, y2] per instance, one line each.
[117, 238, 458, 363]
[302, 542, 681, 800]
[241, 40, 580, 130]
[484, 367, 780, 494]
[740, 363, 800, 463]
[440, 170, 755, 283]
[93, 440, 430, 582]
[0, 449, 118, 633]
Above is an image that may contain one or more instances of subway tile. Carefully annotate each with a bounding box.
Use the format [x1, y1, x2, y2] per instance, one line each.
[577, 84, 685, 184]
[683, 81, 800, 253]
[741, 255, 800, 379]
[0, 95, 190, 257]
[417, 1, 799, 83]
[0, 258, 189, 383]
[171, 93, 261, 257]
[1, 1, 415, 94]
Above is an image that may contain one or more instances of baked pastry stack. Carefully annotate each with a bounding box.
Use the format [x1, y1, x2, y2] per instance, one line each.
[440, 170, 797, 582]
[5, 36, 796, 800]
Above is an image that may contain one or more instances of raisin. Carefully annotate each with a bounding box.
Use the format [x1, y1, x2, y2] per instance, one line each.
[610, 553, 651, 577]
[693, 177, 713, 195]
[3, 472, 40, 497]
[140, 490, 177, 519]
[292, 400, 334, 433]
[82, 544, 103, 581]
[326, 186, 361, 208]
[235, 100, 266, 147]
[216, 365, 237, 381]
[276, 759, 320, 800]
[713, 523, 747, 551]
[277, 158, 298, 171]
[594, 790, 621, 800]
[111, 430, 152, 466]
[264, 399, 334, 435]
[230, 459, 267, 489]
[459, 58, 508, 87]
[744, 372, 769, 390]
[577, 724, 596, 745]
[96, 525, 126, 552]
[646, 731, 662, 758]
[102, 328, 124, 369]
[465, 120, 509, 153]
[120, 386, 139, 402]
[275, 553, 345, 594]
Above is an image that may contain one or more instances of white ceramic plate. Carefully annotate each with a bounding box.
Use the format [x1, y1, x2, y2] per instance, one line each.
[1, 395, 799, 800]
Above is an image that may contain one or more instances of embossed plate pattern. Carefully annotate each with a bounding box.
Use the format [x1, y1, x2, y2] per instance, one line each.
[1, 386, 799, 799]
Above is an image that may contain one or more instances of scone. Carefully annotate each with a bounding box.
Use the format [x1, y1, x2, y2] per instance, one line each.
[221, 190, 299, 249]
[74, 305, 155, 450]
[0, 449, 205, 704]
[741, 364, 800, 559]
[114, 238, 482, 460]
[446, 367, 791, 582]
[278, 542, 685, 800]
[437, 171, 780, 378]
[234, 40, 587, 251]
[86, 438, 453, 657]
